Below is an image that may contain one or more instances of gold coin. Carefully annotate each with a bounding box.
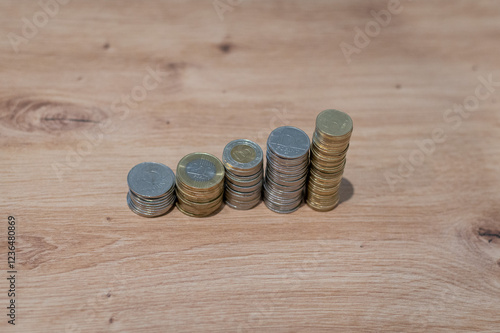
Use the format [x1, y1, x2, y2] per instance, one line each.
[176, 179, 223, 198]
[316, 109, 353, 138]
[176, 185, 223, 204]
[306, 195, 339, 212]
[314, 129, 352, 143]
[307, 184, 340, 196]
[176, 201, 222, 217]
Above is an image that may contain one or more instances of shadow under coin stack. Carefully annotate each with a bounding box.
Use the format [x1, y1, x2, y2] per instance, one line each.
[263, 126, 310, 213]
[222, 139, 263, 210]
[307, 109, 353, 211]
[126, 162, 176, 217]
[176, 153, 225, 217]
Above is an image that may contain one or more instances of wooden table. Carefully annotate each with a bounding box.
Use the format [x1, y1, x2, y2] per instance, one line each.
[1, 0, 499, 331]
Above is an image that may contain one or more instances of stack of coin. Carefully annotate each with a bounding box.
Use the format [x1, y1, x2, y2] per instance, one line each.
[307, 109, 353, 211]
[176, 153, 225, 217]
[126, 162, 176, 217]
[263, 126, 310, 213]
[222, 139, 263, 210]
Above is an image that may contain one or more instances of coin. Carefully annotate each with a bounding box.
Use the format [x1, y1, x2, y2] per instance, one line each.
[316, 109, 353, 138]
[267, 126, 310, 160]
[177, 153, 224, 190]
[263, 126, 310, 213]
[126, 162, 176, 217]
[176, 153, 225, 217]
[223, 139, 263, 175]
[307, 109, 353, 211]
[222, 139, 264, 210]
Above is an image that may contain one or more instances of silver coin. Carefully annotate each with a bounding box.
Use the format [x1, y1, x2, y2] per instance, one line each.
[263, 192, 303, 206]
[266, 149, 309, 166]
[226, 179, 263, 193]
[129, 186, 175, 202]
[127, 162, 175, 199]
[225, 186, 261, 201]
[129, 192, 176, 210]
[263, 198, 302, 214]
[226, 168, 263, 179]
[266, 158, 308, 171]
[225, 170, 263, 187]
[265, 165, 308, 181]
[225, 198, 261, 210]
[267, 126, 310, 159]
[225, 199, 260, 210]
[263, 189, 302, 204]
[264, 177, 304, 192]
[127, 192, 174, 217]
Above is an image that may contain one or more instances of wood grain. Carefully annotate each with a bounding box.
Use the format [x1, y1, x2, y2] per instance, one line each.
[1, 0, 500, 332]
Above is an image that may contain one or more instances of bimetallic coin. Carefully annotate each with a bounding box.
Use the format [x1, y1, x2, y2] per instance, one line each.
[223, 139, 263, 177]
[177, 153, 224, 190]
[222, 139, 264, 210]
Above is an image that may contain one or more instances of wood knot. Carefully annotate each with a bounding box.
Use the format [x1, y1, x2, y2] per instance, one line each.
[0, 96, 107, 134]
[218, 42, 233, 53]
[477, 227, 500, 244]
[454, 211, 500, 270]
[166, 62, 187, 71]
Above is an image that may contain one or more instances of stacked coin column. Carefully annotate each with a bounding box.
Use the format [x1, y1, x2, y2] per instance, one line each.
[176, 153, 225, 217]
[127, 162, 176, 217]
[307, 109, 353, 211]
[223, 139, 264, 210]
[263, 126, 311, 213]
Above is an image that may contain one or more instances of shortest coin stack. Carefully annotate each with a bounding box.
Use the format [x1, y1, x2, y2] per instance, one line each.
[176, 153, 225, 217]
[127, 162, 176, 217]
[307, 109, 353, 211]
[222, 139, 264, 210]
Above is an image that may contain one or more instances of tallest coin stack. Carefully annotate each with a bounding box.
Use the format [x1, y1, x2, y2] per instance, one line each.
[306, 109, 353, 211]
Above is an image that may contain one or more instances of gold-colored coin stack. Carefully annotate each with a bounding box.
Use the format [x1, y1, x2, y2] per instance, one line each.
[307, 109, 353, 211]
[176, 153, 225, 217]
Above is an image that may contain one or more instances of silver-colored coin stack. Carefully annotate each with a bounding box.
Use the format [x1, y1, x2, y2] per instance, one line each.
[222, 139, 264, 210]
[263, 126, 310, 213]
[126, 162, 176, 217]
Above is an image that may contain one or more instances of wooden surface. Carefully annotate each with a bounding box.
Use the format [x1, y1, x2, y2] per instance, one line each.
[1, 0, 500, 332]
